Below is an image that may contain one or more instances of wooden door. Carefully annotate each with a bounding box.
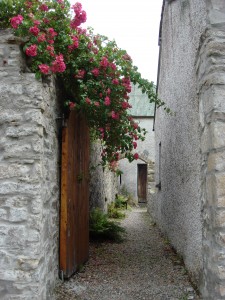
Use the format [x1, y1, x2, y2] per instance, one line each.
[60, 110, 90, 279]
[137, 164, 147, 203]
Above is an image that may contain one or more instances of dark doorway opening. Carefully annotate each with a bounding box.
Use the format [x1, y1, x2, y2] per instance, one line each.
[137, 164, 147, 203]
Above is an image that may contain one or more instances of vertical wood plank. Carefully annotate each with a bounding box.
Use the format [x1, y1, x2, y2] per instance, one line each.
[59, 110, 90, 278]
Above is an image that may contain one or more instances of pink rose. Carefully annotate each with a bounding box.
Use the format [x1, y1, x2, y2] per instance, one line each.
[75, 69, 85, 79]
[37, 34, 46, 43]
[29, 26, 40, 36]
[133, 153, 139, 160]
[112, 78, 119, 85]
[10, 15, 23, 29]
[104, 96, 111, 106]
[94, 102, 100, 107]
[111, 111, 119, 120]
[48, 28, 57, 38]
[51, 54, 66, 73]
[38, 64, 50, 74]
[33, 20, 41, 26]
[100, 56, 108, 68]
[25, 44, 37, 57]
[85, 98, 91, 104]
[39, 4, 49, 11]
[91, 68, 100, 77]
[69, 102, 76, 109]
[133, 142, 137, 149]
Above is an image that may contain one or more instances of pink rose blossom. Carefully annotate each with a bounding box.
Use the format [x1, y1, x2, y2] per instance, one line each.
[104, 96, 111, 106]
[94, 102, 100, 107]
[39, 4, 49, 11]
[69, 102, 76, 109]
[57, 0, 64, 3]
[72, 2, 82, 14]
[48, 28, 57, 38]
[43, 18, 49, 24]
[100, 56, 108, 68]
[29, 26, 40, 36]
[110, 62, 117, 71]
[33, 20, 41, 26]
[85, 98, 91, 104]
[25, 1, 32, 8]
[51, 54, 66, 73]
[75, 69, 85, 79]
[38, 64, 50, 74]
[10, 15, 23, 29]
[111, 111, 119, 120]
[70, 8, 87, 28]
[112, 78, 119, 85]
[133, 153, 139, 160]
[48, 39, 54, 44]
[25, 44, 37, 57]
[133, 142, 137, 149]
[107, 88, 111, 95]
[87, 42, 93, 49]
[121, 101, 131, 109]
[122, 53, 132, 61]
[91, 68, 100, 77]
[132, 122, 139, 129]
[37, 33, 46, 43]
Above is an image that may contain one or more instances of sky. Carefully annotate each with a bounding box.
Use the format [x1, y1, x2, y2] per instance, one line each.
[74, 0, 163, 84]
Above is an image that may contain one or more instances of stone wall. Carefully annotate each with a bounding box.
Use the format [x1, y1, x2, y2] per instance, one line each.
[196, 1, 225, 298]
[155, 0, 225, 297]
[89, 141, 118, 213]
[154, 0, 207, 283]
[0, 30, 60, 299]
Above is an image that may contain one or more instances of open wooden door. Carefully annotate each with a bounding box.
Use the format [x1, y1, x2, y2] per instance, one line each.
[60, 110, 90, 279]
[137, 164, 147, 203]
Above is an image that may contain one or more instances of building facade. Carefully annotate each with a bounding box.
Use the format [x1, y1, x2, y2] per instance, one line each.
[119, 85, 155, 203]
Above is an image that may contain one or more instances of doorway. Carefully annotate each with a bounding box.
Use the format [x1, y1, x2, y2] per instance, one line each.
[137, 164, 147, 203]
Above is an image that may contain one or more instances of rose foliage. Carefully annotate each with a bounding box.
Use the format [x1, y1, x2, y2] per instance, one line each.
[0, 0, 166, 172]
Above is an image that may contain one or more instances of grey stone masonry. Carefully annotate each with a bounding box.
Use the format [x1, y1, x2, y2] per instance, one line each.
[197, 1, 225, 298]
[0, 30, 60, 299]
[89, 141, 118, 213]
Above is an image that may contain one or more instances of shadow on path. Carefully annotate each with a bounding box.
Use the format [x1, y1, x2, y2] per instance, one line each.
[55, 206, 200, 300]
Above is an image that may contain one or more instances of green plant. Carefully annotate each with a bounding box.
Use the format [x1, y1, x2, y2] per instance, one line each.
[107, 202, 125, 219]
[115, 194, 128, 209]
[1, 0, 168, 172]
[89, 208, 125, 242]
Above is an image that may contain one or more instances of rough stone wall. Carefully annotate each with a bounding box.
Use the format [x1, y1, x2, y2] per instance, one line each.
[0, 30, 60, 299]
[154, 0, 207, 283]
[196, 1, 225, 298]
[89, 141, 118, 213]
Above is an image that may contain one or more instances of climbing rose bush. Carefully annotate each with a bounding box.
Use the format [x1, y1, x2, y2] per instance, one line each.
[1, 0, 165, 171]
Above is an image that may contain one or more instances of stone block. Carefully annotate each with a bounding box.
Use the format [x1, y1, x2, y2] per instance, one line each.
[216, 265, 225, 280]
[8, 207, 28, 222]
[5, 125, 43, 138]
[0, 111, 23, 125]
[17, 258, 39, 271]
[217, 284, 225, 297]
[215, 210, 225, 227]
[208, 151, 225, 172]
[209, 9, 225, 26]
[212, 122, 225, 149]
[215, 173, 225, 198]
[5, 195, 30, 208]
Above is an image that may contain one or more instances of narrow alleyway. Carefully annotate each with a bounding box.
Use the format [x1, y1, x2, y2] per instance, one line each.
[55, 206, 200, 300]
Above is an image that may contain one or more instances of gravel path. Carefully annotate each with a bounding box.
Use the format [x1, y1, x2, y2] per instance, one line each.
[55, 206, 200, 300]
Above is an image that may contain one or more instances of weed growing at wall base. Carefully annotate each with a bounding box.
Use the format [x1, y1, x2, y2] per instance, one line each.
[1, 0, 165, 170]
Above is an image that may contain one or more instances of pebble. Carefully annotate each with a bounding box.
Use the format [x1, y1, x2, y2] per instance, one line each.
[54, 206, 201, 300]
